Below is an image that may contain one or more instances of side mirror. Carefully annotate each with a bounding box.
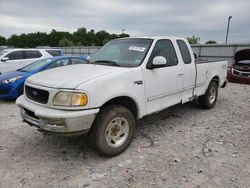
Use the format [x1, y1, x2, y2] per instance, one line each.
[152, 56, 167, 66]
[1, 57, 9, 62]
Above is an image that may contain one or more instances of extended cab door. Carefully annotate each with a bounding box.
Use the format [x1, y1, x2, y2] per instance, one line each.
[176, 40, 196, 103]
[142, 39, 184, 115]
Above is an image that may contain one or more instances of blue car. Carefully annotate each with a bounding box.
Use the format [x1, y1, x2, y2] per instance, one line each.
[0, 56, 86, 99]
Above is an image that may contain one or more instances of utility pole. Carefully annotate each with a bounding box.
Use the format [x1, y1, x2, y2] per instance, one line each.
[225, 16, 232, 44]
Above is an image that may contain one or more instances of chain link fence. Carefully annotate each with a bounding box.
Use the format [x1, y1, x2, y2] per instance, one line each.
[192, 44, 250, 65]
[59, 46, 101, 57]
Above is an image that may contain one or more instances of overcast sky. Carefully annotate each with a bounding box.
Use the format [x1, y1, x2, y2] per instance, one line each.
[0, 0, 249, 43]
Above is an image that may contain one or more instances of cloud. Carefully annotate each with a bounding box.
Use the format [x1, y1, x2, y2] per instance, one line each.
[0, 0, 249, 43]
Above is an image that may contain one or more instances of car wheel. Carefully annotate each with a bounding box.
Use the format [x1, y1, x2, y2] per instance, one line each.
[89, 105, 136, 157]
[198, 81, 218, 109]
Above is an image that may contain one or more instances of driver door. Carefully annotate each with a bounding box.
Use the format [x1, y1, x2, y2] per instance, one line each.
[142, 39, 184, 115]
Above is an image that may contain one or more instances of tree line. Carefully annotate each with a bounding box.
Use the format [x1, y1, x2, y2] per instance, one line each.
[187, 36, 217, 44]
[0, 27, 130, 47]
[0, 28, 217, 47]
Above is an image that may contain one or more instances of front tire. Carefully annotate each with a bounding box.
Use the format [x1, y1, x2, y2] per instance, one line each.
[198, 81, 218, 109]
[89, 105, 136, 157]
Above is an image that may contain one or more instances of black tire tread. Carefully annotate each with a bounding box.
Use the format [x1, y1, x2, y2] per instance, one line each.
[89, 105, 136, 157]
[198, 81, 218, 109]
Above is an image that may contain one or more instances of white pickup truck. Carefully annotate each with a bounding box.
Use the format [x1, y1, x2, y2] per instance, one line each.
[16, 37, 227, 156]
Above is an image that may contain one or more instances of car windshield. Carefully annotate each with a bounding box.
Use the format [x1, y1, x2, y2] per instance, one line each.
[89, 38, 153, 67]
[0, 50, 8, 56]
[237, 60, 250, 65]
[18, 58, 53, 72]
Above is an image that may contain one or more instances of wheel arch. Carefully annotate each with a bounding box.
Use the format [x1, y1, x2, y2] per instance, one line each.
[211, 75, 220, 86]
[101, 96, 139, 119]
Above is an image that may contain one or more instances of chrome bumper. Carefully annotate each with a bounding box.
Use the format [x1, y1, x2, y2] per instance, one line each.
[16, 96, 99, 135]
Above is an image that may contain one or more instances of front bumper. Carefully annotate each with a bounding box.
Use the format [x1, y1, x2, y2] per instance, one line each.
[227, 73, 250, 85]
[16, 96, 99, 135]
[0, 83, 19, 99]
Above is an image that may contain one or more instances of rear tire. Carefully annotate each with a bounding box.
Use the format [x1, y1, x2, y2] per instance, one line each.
[198, 81, 218, 109]
[89, 105, 136, 157]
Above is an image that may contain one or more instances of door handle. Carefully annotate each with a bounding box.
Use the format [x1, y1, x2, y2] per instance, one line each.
[177, 73, 184, 78]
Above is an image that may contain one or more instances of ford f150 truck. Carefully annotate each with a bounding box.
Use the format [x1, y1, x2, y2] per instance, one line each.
[16, 37, 228, 156]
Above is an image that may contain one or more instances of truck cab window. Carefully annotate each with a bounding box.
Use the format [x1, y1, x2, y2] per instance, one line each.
[177, 40, 192, 64]
[148, 40, 178, 67]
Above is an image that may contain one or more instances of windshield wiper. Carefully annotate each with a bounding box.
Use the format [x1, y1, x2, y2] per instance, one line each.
[94, 60, 121, 67]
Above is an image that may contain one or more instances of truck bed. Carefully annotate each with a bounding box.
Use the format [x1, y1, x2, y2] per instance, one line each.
[194, 59, 228, 97]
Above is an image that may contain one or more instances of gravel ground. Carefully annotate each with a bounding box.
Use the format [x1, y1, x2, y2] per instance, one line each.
[0, 83, 249, 188]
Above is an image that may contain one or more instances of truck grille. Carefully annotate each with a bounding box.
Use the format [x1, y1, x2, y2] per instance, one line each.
[25, 85, 49, 104]
[232, 69, 250, 78]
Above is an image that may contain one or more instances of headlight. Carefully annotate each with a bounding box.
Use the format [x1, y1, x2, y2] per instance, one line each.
[2, 76, 23, 84]
[53, 91, 88, 107]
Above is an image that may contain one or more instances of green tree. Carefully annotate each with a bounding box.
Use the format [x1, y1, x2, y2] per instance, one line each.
[205, 40, 217, 44]
[95, 30, 110, 46]
[119, 33, 130, 38]
[48, 29, 73, 47]
[73, 27, 87, 46]
[102, 38, 110, 45]
[0, 36, 6, 46]
[58, 38, 74, 46]
[4, 27, 130, 47]
[7, 34, 27, 47]
[86, 29, 96, 46]
[187, 36, 200, 44]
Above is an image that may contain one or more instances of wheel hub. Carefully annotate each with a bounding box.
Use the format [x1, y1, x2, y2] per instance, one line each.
[209, 87, 216, 104]
[105, 117, 129, 148]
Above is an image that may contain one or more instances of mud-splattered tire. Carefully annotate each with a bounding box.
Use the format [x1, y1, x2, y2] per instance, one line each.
[198, 81, 218, 109]
[89, 105, 136, 157]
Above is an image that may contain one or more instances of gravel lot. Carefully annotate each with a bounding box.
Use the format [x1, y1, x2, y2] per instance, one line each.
[0, 83, 249, 188]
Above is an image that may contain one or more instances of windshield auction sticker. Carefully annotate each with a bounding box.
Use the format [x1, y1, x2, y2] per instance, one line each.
[129, 46, 146, 52]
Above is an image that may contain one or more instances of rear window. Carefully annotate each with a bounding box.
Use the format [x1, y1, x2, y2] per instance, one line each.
[46, 50, 62, 56]
[177, 40, 192, 64]
[24, 50, 42, 59]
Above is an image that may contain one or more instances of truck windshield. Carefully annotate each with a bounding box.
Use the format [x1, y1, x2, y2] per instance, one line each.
[89, 38, 153, 67]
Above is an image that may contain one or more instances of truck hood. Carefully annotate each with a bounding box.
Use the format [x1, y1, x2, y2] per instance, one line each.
[26, 64, 125, 89]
